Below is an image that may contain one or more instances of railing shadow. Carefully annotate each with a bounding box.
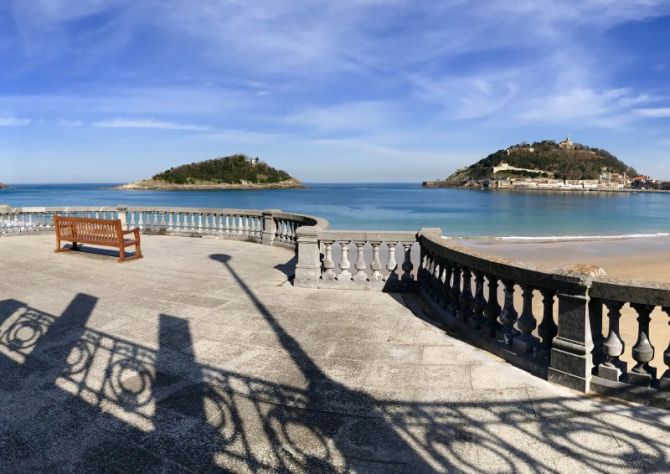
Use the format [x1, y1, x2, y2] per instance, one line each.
[1, 283, 669, 471]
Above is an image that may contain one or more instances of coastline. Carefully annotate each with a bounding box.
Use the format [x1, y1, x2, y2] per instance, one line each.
[113, 178, 305, 191]
[423, 182, 670, 194]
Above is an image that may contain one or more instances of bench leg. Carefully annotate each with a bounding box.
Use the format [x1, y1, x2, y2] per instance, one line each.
[136, 241, 143, 259]
[72, 242, 79, 251]
[118, 247, 125, 263]
[55, 237, 61, 253]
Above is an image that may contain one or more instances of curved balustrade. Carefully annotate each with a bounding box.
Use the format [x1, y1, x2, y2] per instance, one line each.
[0, 205, 319, 251]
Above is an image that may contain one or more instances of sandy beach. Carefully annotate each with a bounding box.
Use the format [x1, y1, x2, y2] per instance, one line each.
[457, 235, 670, 375]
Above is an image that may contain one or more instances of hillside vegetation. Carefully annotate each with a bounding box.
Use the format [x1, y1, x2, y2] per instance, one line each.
[153, 154, 294, 185]
[445, 140, 637, 183]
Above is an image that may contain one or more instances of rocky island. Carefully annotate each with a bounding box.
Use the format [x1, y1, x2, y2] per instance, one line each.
[423, 137, 651, 191]
[0, 183, 7, 189]
[117, 154, 303, 190]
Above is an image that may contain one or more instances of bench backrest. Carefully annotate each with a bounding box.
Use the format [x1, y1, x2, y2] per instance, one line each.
[55, 215, 123, 243]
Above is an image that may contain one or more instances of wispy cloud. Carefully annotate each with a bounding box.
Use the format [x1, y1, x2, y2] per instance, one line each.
[91, 118, 210, 131]
[636, 107, 670, 118]
[0, 116, 30, 126]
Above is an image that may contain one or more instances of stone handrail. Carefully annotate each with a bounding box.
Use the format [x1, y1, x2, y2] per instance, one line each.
[0, 205, 322, 250]
[294, 225, 670, 405]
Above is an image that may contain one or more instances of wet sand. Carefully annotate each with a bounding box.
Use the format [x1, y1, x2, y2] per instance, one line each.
[456, 236, 670, 376]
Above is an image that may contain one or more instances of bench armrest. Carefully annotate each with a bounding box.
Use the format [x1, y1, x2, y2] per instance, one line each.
[123, 228, 141, 236]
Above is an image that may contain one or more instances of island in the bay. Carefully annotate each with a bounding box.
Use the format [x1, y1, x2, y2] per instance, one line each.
[424, 137, 667, 191]
[0, 183, 7, 189]
[117, 154, 303, 190]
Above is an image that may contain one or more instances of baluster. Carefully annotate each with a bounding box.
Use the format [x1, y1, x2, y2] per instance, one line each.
[337, 241, 352, 281]
[514, 285, 539, 352]
[432, 256, 444, 299]
[370, 241, 383, 281]
[197, 212, 203, 233]
[629, 303, 656, 386]
[159, 210, 166, 229]
[660, 307, 670, 390]
[280, 220, 288, 242]
[420, 250, 432, 291]
[440, 260, 453, 309]
[499, 280, 518, 345]
[353, 241, 368, 282]
[384, 242, 398, 281]
[322, 241, 336, 280]
[449, 264, 461, 316]
[401, 242, 413, 284]
[471, 271, 486, 329]
[537, 289, 557, 359]
[597, 300, 626, 381]
[137, 212, 144, 231]
[458, 267, 473, 323]
[224, 215, 230, 234]
[166, 211, 173, 231]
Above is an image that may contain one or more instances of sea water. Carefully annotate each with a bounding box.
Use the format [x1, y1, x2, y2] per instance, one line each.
[1, 183, 669, 238]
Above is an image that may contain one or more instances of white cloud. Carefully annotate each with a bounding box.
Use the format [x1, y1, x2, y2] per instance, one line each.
[0, 117, 30, 126]
[91, 118, 210, 131]
[636, 108, 670, 118]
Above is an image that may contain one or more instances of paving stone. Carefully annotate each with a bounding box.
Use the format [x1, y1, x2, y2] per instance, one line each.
[1, 234, 669, 472]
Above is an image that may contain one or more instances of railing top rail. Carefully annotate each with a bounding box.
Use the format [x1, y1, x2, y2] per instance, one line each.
[1, 206, 118, 213]
[318, 229, 417, 242]
[590, 278, 670, 307]
[418, 230, 599, 293]
[124, 207, 264, 216]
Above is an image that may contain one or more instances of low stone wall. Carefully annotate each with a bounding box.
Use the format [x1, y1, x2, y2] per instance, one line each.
[0, 205, 320, 251]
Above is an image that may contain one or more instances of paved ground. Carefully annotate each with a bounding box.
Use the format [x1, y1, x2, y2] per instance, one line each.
[1, 234, 669, 473]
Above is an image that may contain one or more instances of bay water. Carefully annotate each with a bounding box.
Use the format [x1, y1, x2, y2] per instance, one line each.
[2, 183, 669, 238]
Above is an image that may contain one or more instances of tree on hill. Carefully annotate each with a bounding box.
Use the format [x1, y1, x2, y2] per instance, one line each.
[152, 155, 294, 184]
[446, 140, 637, 182]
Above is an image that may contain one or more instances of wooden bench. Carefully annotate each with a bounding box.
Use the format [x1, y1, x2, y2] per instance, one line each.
[54, 215, 142, 262]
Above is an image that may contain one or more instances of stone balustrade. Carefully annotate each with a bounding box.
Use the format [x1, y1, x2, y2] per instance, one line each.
[3, 204, 670, 406]
[588, 279, 670, 404]
[0, 206, 316, 250]
[0, 207, 119, 234]
[301, 230, 418, 291]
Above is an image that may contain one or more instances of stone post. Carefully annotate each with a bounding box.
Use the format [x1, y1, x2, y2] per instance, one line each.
[116, 205, 128, 230]
[294, 225, 321, 288]
[547, 265, 605, 392]
[262, 209, 280, 246]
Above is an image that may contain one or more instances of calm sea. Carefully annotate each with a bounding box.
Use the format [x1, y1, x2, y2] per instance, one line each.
[1, 183, 669, 238]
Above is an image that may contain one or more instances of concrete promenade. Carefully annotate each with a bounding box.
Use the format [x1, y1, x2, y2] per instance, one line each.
[1, 235, 669, 472]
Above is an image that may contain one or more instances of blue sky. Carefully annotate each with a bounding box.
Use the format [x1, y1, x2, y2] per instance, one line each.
[1, 0, 670, 183]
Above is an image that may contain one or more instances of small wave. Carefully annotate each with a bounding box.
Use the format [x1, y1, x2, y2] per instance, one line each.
[489, 233, 670, 242]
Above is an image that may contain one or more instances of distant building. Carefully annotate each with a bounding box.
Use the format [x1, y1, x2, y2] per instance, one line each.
[558, 136, 575, 149]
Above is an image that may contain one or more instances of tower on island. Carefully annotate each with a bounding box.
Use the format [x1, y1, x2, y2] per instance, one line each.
[558, 135, 574, 149]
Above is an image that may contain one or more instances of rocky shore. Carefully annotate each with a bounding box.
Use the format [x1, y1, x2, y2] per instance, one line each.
[0, 183, 8, 189]
[115, 178, 304, 191]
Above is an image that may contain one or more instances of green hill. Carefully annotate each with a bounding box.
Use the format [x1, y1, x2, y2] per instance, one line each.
[153, 154, 294, 185]
[443, 139, 637, 184]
